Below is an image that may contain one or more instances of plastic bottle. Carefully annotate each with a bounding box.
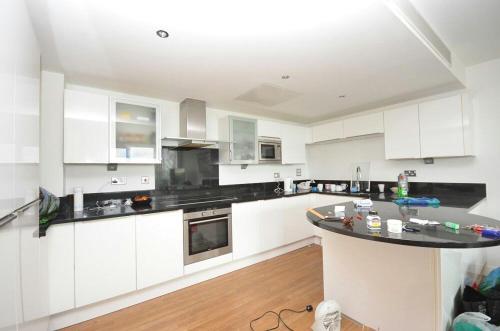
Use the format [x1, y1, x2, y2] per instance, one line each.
[74, 187, 84, 212]
[397, 173, 408, 197]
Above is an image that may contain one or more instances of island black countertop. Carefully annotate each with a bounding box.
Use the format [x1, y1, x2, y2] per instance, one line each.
[307, 200, 500, 249]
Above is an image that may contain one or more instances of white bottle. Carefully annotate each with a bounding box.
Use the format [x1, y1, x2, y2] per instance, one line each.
[74, 187, 84, 212]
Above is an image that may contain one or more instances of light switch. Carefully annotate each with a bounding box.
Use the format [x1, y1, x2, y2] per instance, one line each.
[141, 176, 150, 184]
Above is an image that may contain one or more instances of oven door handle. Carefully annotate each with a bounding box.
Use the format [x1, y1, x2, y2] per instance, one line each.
[188, 216, 228, 225]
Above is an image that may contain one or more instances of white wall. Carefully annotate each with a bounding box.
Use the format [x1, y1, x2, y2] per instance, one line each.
[64, 164, 155, 194]
[40, 71, 65, 196]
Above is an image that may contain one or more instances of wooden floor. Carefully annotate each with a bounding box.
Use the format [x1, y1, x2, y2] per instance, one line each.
[63, 245, 371, 331]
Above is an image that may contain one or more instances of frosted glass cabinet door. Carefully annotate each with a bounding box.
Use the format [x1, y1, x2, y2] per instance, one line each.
[229, 116, 257, 164]
[110, 98, 161, 164]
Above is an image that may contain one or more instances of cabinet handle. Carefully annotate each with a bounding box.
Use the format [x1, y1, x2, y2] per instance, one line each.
[188, 217, 229, 225]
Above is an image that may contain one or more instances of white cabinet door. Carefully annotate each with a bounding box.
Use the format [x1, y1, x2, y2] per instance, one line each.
[75, 217, 136, 307]
[47, 223, 75, 315]
[232, 200, 263, 260]
[283, 195, 314, 244]
[19, 202, 49, 323]
[229, 116, 258, 164]
[384, 105, 421, 159]
[312, 121, 343, 142]
[259, 198, 287, 252]
[0, 214, 21, 330]
[136, 211, 183, 289]
[64, 90, 109, 163]
[343, 112, 384, 138]
[281, 124, 308, 164]
[419, 95, 465, 158]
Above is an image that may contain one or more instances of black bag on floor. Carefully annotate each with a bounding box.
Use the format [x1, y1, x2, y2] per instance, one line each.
[463, 286, 488, 315]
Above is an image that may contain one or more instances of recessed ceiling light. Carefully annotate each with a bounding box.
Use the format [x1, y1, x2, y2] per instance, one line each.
[338, 95, 346, 98]
[281, 75, 290, 80]
[156, 30, 169, 38]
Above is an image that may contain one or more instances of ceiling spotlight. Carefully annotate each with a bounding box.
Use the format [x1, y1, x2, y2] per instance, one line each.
[338, 95, 346, 98]
[281, 75, 290, 80]
[156, 30, 169, 38]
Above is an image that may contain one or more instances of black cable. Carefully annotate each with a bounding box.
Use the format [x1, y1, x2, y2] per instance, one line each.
[250, 305, 313, 331]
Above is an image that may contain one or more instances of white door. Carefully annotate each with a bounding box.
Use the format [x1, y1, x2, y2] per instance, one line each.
[384, 105, 421, 159]
[75, 217, 136, 307]
[136, 211, 184, 289]
[312, 121, 343, 142]
[419, 95, 464, 158]
[19, 202, 49, 323]
[232, 200, 263, 260]
[281, 124, 308, 164]
[283, 195, 314, 244]
[343, 112, 384, 138]
[47, 223, 75, 315]
[64, 90, 109, 163]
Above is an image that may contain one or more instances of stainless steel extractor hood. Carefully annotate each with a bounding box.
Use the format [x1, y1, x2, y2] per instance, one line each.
[162, 98, 217, 148]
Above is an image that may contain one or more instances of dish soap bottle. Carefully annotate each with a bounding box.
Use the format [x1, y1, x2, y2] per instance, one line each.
[397, 173, 408, 197]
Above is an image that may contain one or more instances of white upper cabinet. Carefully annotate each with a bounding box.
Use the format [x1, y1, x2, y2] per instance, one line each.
[136, 211, 184, 289]
[281, 124, 308, 164]
[109, 97, 161, 164]
[257, 120, 308, 164]
[343, 112, 384, 138]
[384, 94, 473, 159]
[384, 105, 421, 159]
[419, 95, 465, 158]
[219, 116, 258, 164]
[312, 120, 343, 143]
[64, 90, 109, 163]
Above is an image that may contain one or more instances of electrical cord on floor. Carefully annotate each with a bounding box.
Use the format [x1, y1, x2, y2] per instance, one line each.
[250, 305, 313, 331]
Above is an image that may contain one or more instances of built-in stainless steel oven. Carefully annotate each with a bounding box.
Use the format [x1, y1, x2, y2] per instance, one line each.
[183, 207, 232, 265]
[258, 137, 282, 164]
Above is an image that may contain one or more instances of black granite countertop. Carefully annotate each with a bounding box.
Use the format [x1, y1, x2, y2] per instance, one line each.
[307, 200, 500, 248]
[40, 181, 487, 237]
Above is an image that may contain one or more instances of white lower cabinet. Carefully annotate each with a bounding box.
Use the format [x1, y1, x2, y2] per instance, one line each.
[232, 195, 315, 261]
[136, 211, 184, 289]
[48, 223, 75, 315]
[75, 217, 136, 307]
[232, 200, 263, 260]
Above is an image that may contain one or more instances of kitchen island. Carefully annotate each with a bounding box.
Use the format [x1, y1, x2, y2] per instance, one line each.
[307, 200, 500, 331]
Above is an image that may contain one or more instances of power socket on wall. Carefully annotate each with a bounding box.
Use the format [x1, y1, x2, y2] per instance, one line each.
[274, 172, 280, 179]
[296, 168, 302, 176]
[111, 176, 126, 185]
[404, 170, 417, 177]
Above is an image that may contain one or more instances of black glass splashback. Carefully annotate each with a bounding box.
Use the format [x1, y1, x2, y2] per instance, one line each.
[155, 147, 219, 192]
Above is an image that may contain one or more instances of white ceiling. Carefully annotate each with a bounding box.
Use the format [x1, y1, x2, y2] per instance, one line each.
[27, 0, 464, 123]
[410, 0, 500, 67]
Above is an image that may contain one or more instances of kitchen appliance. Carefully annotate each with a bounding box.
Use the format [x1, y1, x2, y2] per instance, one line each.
[162, 98, 221, 148]
[183, 205, 232, 265]
[258, 137, 282, 163]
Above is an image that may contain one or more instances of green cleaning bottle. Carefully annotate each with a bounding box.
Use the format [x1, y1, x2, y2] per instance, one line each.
[397, 173, 409, 197]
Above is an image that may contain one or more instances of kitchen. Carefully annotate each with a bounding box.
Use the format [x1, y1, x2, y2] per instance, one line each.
[3, 0, 500, 331]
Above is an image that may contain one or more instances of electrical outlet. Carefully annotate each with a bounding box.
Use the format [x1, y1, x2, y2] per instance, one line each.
[404, 170, 417, 177]
[274, 172, 280, 179]
[296, 168, 302, 176]
[111, 176, 126, 185]
[141, 176, 150, 184]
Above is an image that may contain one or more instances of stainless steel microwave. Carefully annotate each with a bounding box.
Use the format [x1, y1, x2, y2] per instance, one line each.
[258, 137, 282, 163]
